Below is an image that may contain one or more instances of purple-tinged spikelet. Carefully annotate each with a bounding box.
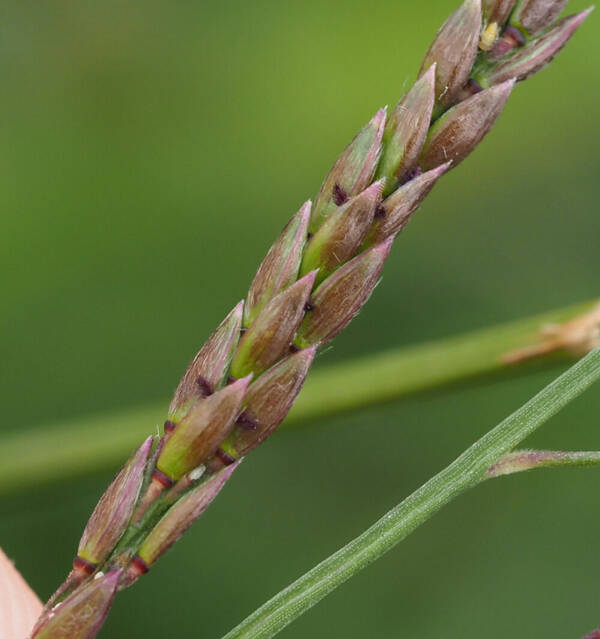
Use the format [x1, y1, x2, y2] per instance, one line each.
[420, 0, 483, 110]
[510, 0, 568, 34]
[31, 570, 121, 639]
[366, 163, 451, 245]
[168, 301, 244, 424]
[231, 271, 317, 378]
[482, 9, 593, 85]
[295, 239, 393, 347]
[311, 108, 386, 232]
[133, 465, 238, 573]
[157, 377, 250, 481]
[77, 437, 153, 567]
[221, 347, 317, 460]
[245, 202, 311, 327]
[300, 181, 384, 285]
[421, 79, 515, 170]
[377, 66, 437, 194]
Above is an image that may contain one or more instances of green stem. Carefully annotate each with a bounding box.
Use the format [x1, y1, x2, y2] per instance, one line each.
[1, 299, 595, 495]
[293, 299, 594, 424]
[221, 348, 600, 639]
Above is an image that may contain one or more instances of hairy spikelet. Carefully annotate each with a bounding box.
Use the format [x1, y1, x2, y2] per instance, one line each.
[33, 1, 590, 636]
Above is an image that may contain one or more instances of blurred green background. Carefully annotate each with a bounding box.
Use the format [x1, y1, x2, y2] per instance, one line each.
[1, 0, 599, 636]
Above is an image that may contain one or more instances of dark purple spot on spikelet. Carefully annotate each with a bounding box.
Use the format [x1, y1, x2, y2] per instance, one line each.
[466, 78, 483, 95]
[164, 420, 176, 433]
[332, 183, 348, 206]
[196, 375, 213, 397]
[216, 447, 237, 465]
[404, 167, 423, 182]
[307, 232, 314, 241]
[304, 302, 315, 312]
[289, 343, 301, 353]
[505, 25, 527, 46]
[227, 375, 237, 385]
[490, 25, 527, 58]
[236, 410, 259, 430]
[240, 327, 247, 335]
[374, 203, 386, 219]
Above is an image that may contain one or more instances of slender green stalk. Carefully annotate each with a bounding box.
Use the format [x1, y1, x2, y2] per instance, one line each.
[1, 299, 595, 496]
[221, 348, 600, 639]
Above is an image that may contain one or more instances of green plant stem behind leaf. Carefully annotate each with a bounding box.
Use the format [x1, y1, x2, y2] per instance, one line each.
[0, 300, 594, 496]
[221, 348, 600, 639]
